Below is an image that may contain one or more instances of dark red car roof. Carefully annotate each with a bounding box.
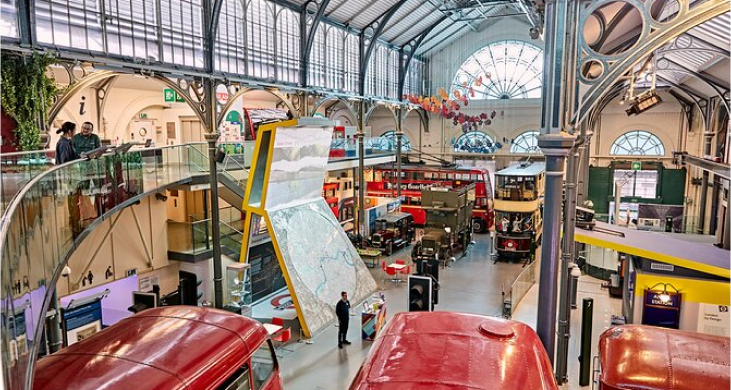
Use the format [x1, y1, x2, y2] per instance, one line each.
[599, 325, 731, 390]
[34, 306, 269, 390]
[349, 312, 559, 390]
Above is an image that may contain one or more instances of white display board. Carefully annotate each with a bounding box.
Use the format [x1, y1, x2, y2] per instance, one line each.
[697, 303, 730, 337]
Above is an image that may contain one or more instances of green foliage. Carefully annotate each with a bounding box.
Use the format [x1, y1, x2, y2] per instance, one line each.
[1, 52, 59, 151]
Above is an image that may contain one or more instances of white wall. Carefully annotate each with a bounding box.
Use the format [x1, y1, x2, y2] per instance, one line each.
[56, 197, 179, 298]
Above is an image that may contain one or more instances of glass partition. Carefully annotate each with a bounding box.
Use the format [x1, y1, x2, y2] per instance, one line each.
[0, 143, 207, 390]
[0, 150, 56, 214]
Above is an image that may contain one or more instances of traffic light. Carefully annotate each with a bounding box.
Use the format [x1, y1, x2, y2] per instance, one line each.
[408, 275, 433, 312]
[179, 270, 203, 306]
[416, 259, 440, 305]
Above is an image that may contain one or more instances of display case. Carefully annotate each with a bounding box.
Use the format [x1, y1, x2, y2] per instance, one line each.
[225, 263, 253, 316]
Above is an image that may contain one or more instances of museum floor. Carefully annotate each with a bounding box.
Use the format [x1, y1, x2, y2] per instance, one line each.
[276, 235, 622, 390]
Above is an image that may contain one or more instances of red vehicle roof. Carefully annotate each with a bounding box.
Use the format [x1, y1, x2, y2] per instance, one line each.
[372, 164, 488, 174]
[599, 325, 731, 390]
[349, 312, 558, 390]
[34, 306, 270, 390]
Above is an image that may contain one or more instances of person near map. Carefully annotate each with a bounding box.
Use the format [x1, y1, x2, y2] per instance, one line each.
[336, 291, 351, 349]
[72, 121, 101, 155]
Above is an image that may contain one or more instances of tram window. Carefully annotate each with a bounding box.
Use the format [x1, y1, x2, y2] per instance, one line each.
[217, 365, 252, 390]
[251, 341, 276, 389]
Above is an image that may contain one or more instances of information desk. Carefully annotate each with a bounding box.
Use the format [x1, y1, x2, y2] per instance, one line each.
[361, 294, 387, 341]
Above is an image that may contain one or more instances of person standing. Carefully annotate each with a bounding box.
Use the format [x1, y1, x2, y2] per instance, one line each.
[55, 122, 80, 164]
[72, 121, 101, 155]
[335, 291, 351, 349]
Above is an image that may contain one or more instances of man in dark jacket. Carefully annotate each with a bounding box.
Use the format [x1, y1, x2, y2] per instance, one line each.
[72, 121, 101, 155]
[335, 291, 351, 349]
[55, 122, 79, 164]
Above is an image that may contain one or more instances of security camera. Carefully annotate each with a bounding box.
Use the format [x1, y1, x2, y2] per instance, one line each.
[155, 193, 168, 202]
[529, 27, 541, 40]
[62, 266, 71, 277]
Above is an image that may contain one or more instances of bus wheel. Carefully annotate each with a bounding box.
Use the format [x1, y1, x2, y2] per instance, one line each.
[472, 218, 486, 234]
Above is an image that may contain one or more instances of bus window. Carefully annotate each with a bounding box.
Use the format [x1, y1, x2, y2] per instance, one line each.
[251, 340, 277, 389]
[410, 197, 421, 206]
[471, 174, 478, 181]
[217, 365, 252, 390]
[425, 172, 433, 180]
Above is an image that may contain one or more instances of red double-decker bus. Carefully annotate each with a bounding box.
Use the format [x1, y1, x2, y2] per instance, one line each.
[366, 164, 494, 232]
[323, 182, 340, 217]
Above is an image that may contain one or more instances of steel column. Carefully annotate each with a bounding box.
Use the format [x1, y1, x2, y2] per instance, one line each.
[357, 101, 366, 236]
[536, 0, 577, 366]
[710, 177, 721, 234]
[15, 0, 35, 47]
[699, 101, 714, 232]
[206, 133, 224, 309]
[555, 144, 580, 383]
[203, 0, 223, 308]
[300, 0, 333, 86]
[396, 107, 403, 198]
[358, 0, 408, 95]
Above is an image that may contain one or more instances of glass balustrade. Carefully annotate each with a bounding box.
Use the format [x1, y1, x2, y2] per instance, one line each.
[0, 150, 56, 214]
[0, 143, 208, 390]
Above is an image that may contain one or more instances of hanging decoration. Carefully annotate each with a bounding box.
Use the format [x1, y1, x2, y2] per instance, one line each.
[403, 71, 502, 139]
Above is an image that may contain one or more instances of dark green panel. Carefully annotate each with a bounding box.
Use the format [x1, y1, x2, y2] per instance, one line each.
[660, 168, 687, 205]
[588, 166, 611, 214]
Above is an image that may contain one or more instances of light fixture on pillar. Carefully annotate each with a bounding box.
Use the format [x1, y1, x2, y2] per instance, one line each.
[649, 282, 679, 303]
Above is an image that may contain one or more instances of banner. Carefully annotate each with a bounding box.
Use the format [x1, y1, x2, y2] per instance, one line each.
[697, 303, 730, 337]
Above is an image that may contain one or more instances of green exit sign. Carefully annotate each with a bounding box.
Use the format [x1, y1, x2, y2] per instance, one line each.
[164, 88, 175, 102]
[631, 161, 642, 170]
[164, 88, 186, 102]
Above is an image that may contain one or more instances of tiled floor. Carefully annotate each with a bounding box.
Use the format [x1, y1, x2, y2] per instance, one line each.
[277, 235, 622, 390]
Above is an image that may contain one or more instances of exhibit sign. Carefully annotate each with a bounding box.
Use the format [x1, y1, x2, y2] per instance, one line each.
[697, 303, 730, 337]
[642, 289, 681, 329]
[61, 300, 103, 346]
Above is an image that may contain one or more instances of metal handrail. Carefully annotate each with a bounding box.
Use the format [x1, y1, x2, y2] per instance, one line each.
[0, 149, 55, 157]
[0, 143, 208, 390]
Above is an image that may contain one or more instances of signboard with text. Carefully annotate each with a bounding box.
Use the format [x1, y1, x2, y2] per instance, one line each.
[642, 289, 681, 329]
[163, 88, 185, 103]
[61, 300, 103, 347]
[697, 303, 730, 337]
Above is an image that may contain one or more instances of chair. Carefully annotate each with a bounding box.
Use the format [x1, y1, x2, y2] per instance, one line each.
[272, 328, 292, 356]
[385, 266, 400, 284]
[395, 259, 406, 265]
[272, 317, 284, 327]
[396, 265, 411, 282]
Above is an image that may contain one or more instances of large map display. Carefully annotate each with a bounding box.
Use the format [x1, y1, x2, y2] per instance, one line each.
[268, 201, 377, 334]
[250, 122, 376, 336]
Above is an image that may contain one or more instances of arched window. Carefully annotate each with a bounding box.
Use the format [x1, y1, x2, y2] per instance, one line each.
[510, 131, 541, 154]
[453, 131, 497, 154]
[368, 131, 411, 151]
[610, 131, 665, 156]
[452, 40, 543, 100]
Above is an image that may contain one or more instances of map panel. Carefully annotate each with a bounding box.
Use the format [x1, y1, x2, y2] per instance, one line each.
[267, 200, 377, 335]
[266, 126, 333, 210]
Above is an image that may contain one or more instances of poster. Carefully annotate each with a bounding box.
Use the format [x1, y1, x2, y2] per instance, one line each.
[697, 303, 730, 337]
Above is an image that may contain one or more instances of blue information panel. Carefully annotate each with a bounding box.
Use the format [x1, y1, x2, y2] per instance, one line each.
[61, 300, 103, 346]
